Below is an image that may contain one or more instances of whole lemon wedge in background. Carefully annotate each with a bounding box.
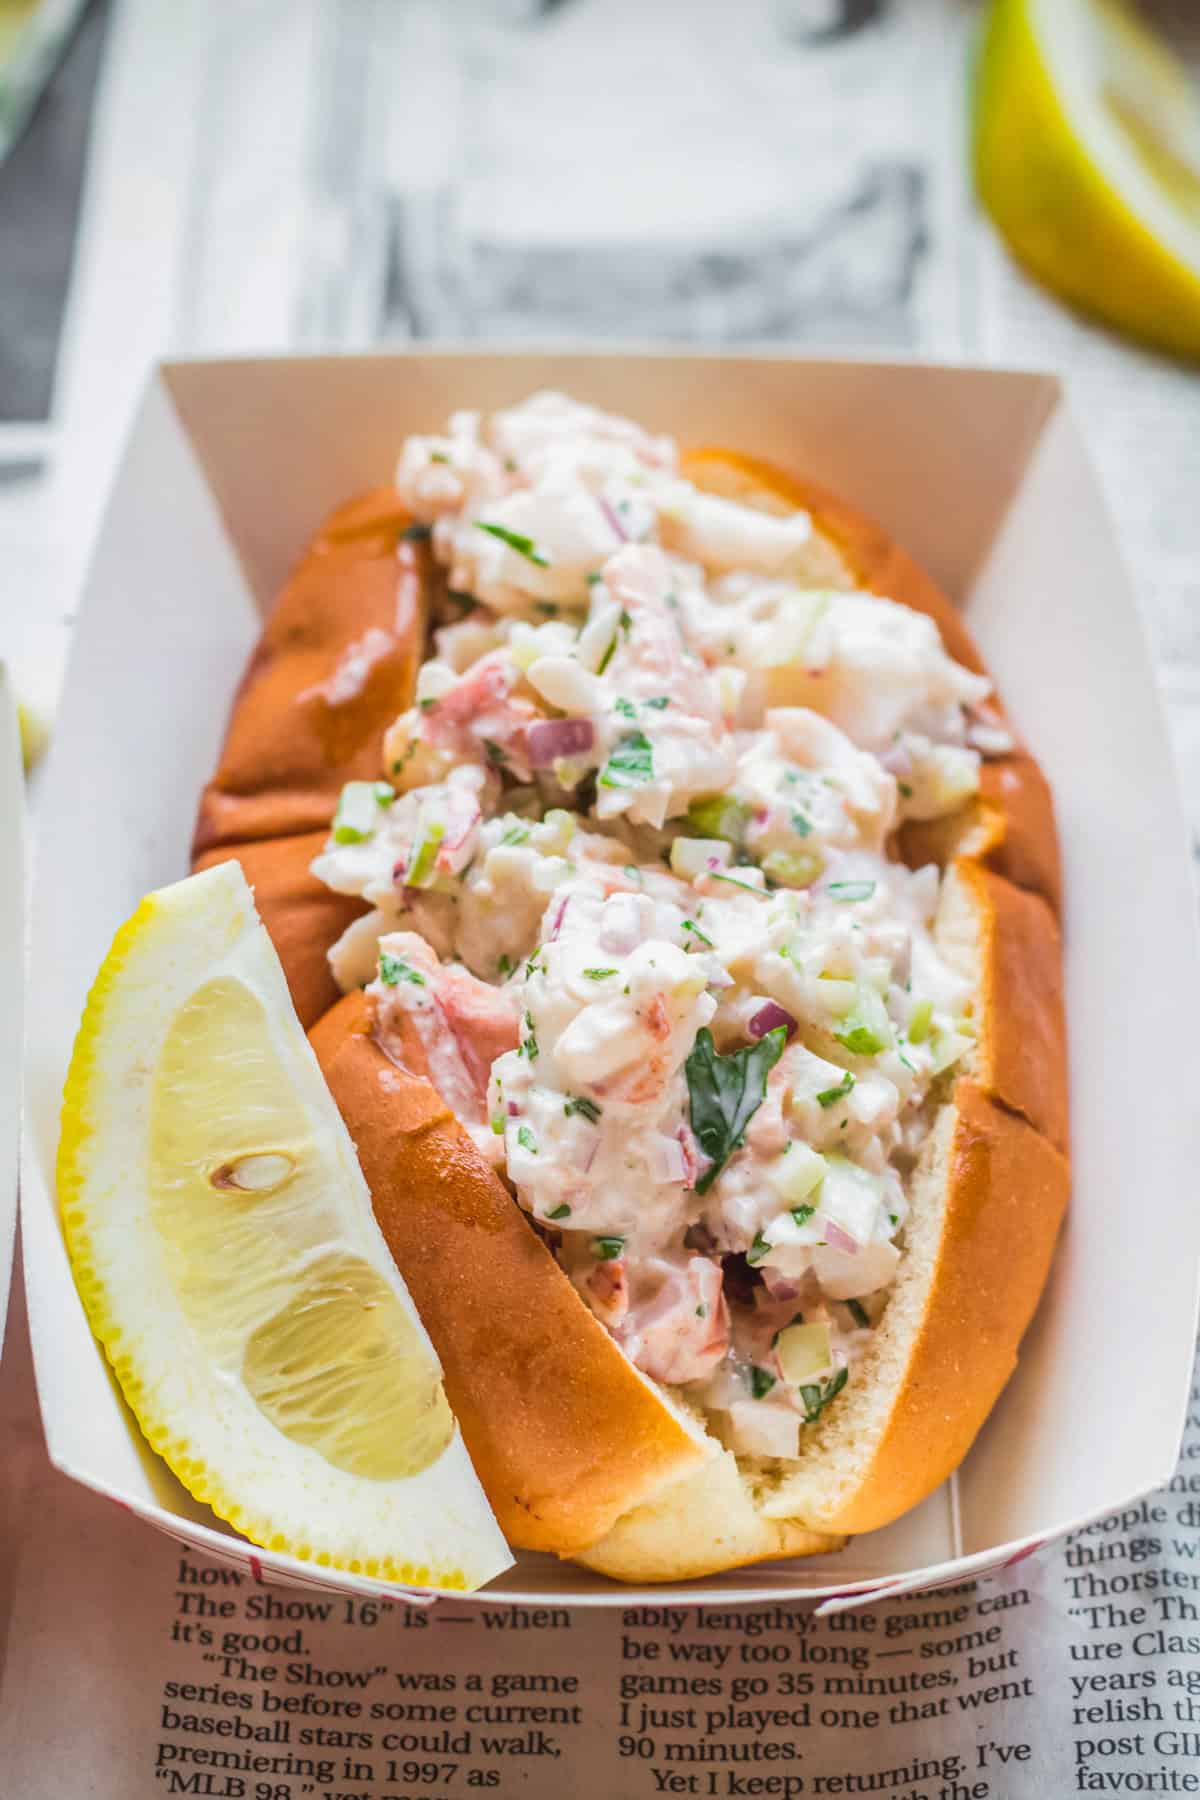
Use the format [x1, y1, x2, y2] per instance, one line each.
[974, 0, 1200, 361]
[58, 861, 511, 1591]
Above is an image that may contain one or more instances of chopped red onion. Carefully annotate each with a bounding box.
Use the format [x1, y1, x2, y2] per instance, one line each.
[823, 1220, 860, 1255]
[703, 959, 735, 990]
[677, 1126, 702, 1189]
[760, 1268, 801, 1303]
[527, 717, 595, 768]
[597, 495, 629, 544]
[651, 1136, 687, 1185]
[507, 1101, 520, 1116]
[879, 742, 913, 777]
[749, 1000, 797, 1040]
[548, 895, 571, 940]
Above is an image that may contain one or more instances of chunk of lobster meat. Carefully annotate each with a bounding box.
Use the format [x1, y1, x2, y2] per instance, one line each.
[617, 1255, 731, 1387]
[385, 651, 538, 790]
[368, 930, 519, 1124]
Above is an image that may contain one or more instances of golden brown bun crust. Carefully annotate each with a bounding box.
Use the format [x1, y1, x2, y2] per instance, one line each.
[576, 1450, 842, 1585]
[192, 489, 428, 857]
[309, 991, 708, 1554]
[193, 834, 366, 1029]
[682, 447, 1062, 914]
[963, 860, 1069, 1154]
[680, 446, 985, 677]
[808, 1080, 1068, 1537]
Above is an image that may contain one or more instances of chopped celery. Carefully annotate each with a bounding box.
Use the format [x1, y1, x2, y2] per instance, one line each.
[777, 1321, 833, 1387]
[907, 998, 934, 1044]
[686, 795, 751, 845]
[763, 847, 824, 889]
[405, 819, 445, 887]
[333, 781, 385, 845]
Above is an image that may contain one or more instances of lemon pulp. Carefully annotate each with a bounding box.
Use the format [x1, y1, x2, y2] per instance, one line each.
[58, 862, 510, 1589]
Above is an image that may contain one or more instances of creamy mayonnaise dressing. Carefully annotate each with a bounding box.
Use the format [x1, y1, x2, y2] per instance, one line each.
[313, 391, 1007, 1461]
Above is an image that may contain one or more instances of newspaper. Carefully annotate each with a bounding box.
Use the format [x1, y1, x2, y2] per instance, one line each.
[5, 1271, 1200, 1798]
[5, 2, 1200, 1796]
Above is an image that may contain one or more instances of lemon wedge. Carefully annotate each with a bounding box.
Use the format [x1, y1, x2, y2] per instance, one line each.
[975, 0, 1200, 361]
[58, 861, 511, 1591]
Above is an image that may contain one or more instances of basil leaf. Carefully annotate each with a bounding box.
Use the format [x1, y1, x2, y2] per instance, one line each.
[474, 520, 549, 567]
[599, 730, 654, 790]
[685, 1026, 787, 1195]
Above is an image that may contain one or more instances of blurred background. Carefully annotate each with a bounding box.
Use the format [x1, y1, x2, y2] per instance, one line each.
[1, 0, 1198, 829]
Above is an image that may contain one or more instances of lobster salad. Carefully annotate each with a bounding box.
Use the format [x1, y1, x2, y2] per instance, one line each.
[312, 391, 1011, 1463]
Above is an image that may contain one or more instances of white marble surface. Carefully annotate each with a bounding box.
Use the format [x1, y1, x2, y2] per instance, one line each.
[3, 0, 1199, 860]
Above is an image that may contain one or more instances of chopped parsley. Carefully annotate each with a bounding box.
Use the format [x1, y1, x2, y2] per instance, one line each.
[800, 1366, 848, 1425]
[379, 952, 425, 988]
[429, 450, 449, 464]
[790, 811, 813, 838]
[614, 696, 637, 719]
[750, 1366, 776, 1400]
[681, 919, 714, 949]
[564, 1095, 602, 1123]
[583, 967, 618, 980]
[593, 1236, 625, 1261]
[747, 1231, 771, 1266]
[524, 952, 545, 979]
[828, 880, 877, 903]
[446, 587, 476, 609]
[685, 1026, 787, 1195]
[496, 953, 514, 978]
[599, 730, 654, 790]
[708, 870, 767, 898]
[644, 695, 670, 709]
[516, 1124, 537, 1154]
[547, 1203, 572, 1221]
[619, 607, 633, 636]
[483, 738, 507, 768]
[474, 520, 549, 566]
[596, 633, 619, 676]
[791, 1202, 817, 1226]
[400, 522, 432, 542]
[815, 1071, 855, 1108]
[501, 821, 531, 846]
[519, 1013, 539, 1060]
[695, 1303, 708, 1318]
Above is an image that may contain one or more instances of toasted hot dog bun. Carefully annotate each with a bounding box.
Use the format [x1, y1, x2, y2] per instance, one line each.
[193, 834, 367, 1029]
[680, 448, 1062, 913]
[196, 444, 1067, 1582]
[308, 990, 717, 1555]
[193, 490, 430, 857]
[580, 1080, 1068, 1573]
